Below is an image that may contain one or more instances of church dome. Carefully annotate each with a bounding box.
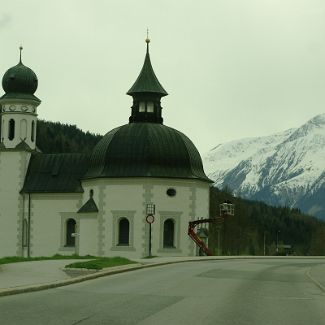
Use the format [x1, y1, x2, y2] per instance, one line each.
[2, 62, 38, 95]
[84, 123, 211, 182]
[1, 47, 40, 102]
[85, 39, 211, 183]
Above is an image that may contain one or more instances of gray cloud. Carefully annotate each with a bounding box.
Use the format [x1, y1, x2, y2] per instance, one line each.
[0, 13, 11, 30]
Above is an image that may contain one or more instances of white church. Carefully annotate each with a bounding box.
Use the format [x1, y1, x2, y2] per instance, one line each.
[0, 40, 212, 259]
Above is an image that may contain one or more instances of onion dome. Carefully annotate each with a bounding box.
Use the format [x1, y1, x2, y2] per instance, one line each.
[1, 47, 40, 102]
[85, 123, 211, 182]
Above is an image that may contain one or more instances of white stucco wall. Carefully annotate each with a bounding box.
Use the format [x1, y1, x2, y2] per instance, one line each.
[1, 101, 38, 150]
[0, 151, 30, 257]
[0, 170, 209, 259]
[81, 177, 210, 259]
[78, 216, 98, 256]
[150, 179, 210, 257]
[28, 193, 82, 257]
[81, 179, 144, 259]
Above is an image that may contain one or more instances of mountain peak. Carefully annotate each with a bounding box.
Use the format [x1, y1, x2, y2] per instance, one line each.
[307, 113, 325, 127]
[203, 114, 325, 220]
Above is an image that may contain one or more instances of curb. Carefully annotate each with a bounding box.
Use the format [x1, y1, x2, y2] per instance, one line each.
[0, 259, 202, 298]
[0, 263, 144, 297]
[1, 256, 325, 297]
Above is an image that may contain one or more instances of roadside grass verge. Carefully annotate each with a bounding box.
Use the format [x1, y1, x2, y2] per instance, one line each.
[0, 254, 95, 266]
[65, 257, 136, 270]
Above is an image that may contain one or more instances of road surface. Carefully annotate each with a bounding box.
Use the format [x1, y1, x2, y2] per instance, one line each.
[1, 258, 325, 325]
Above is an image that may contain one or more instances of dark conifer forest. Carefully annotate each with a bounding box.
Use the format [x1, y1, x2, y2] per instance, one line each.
[37, 120, 325, 255]
[36, 120, 102, 155]
[209, 187, 325, 256]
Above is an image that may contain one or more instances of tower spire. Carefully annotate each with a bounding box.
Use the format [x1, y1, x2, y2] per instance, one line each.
[19, 45, 23, 63]
[127, 37, 168, 124]
[127, 36, 167, 97]
[145, 28, 150, 53]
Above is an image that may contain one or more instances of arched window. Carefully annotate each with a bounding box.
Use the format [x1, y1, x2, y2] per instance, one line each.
[8, 119, 15, 140]
[20, 119, 27, 139]
[139, 102, 146, 112]
[147, 102, 154, 113]
[66, 218, 76, 247]
[118, 218, 129, 245]
[163, 219, 175, 248]
[31, 121, 35, 142]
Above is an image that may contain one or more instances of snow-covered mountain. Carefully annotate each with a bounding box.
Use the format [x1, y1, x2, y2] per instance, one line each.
[203, 114, 325, 220]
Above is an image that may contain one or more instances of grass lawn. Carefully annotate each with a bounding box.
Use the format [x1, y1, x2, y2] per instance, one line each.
[0, 254, 95, 266]
[0, 255, 136, 270]
[65, 257, 136, 270]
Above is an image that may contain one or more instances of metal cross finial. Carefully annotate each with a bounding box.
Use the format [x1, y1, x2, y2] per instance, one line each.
[145, 28, 150, 53]
[19, 45, 23, 63]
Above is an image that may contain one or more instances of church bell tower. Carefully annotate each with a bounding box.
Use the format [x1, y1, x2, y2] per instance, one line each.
[0, 47, 41, 257]
[0, 47, 41, 150]
[127, 37, 168, 124]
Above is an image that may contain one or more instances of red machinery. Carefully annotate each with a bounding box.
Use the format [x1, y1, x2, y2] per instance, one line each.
[188, 201, 234, 256]
[188, 217, 224, 256]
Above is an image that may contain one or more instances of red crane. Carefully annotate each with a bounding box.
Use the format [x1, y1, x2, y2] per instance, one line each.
[188, 201, 234, 256]
[188, 218, 224, 256]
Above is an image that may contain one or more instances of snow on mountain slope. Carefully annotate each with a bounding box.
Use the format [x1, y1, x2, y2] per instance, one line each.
[203, 114, 325, 219]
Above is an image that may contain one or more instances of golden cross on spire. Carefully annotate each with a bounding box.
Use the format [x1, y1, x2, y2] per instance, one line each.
[145, 28, 150, 44]
[145, 28, 150, 53]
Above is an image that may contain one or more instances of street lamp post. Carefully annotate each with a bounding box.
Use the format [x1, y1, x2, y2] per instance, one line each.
[217, 228, 221, 256]
[276, 230, 280, 255]
[71, 232, 79, 256]
[146, 204, 155, 257]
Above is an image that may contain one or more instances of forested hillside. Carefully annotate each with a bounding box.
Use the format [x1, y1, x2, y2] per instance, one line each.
[36, 120, 102, 155]
[209, 187, 325, 256]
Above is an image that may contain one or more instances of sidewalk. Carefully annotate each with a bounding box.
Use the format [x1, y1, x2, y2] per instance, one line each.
[0, 259, 85, 290]
[0, 256, 222, 296]
[1, 256, 324, 297]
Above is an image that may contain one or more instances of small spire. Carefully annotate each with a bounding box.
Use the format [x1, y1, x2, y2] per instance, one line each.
[145, 28, 150, 53]
[127, 34, 167, 97]
[19, 45, 23, 63]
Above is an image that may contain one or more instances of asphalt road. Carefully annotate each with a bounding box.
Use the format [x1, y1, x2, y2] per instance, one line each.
[1, 258, 325, 325]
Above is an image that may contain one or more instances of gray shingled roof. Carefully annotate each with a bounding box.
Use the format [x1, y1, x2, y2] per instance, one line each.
[84, 123, 212, 183]
[77, 198, 99, 213]
[127, 48, 168, 97]
[21, 153, 89, 193]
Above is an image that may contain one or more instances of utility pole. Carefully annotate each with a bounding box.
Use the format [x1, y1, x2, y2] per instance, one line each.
[276, 230, 280, 255]
[217, 228, 221, 255]
[263, 231, 266, 256]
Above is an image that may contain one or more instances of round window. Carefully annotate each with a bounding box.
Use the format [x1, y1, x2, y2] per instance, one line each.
[166, 188, 176, 197]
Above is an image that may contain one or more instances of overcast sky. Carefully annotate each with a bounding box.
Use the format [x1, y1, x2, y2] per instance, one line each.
[1, 0, 325, 153]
